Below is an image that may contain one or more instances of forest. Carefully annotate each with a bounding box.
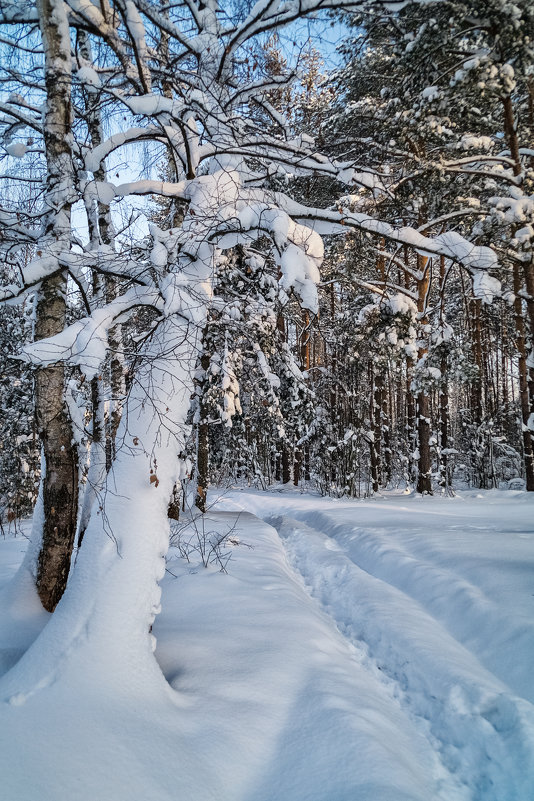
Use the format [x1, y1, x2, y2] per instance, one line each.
[0, 1, 534, 800]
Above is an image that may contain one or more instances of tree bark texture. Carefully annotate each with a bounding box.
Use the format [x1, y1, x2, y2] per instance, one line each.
[368, 362, 380, 493]
[195, 350, 211, 512]
[35, 0, 79, 611]
[513, 265, 534, 490]
[503, 94, 534, 490]
[416, 391, 432, 494]
[416, 255, 432, 494]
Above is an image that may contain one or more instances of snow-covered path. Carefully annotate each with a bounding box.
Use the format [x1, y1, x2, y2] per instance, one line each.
[219, 489, 534, 801]
[0, 490, 533, 800]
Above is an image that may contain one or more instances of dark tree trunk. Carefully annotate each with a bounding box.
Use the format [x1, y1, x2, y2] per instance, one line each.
[513, 265, 534, 490]
[293, 450, 302, 486]
[416, 391, 432, 494]
[35, 278, 79, 611]
[406, 358, 417, 486]
[195, 419, 209, 512]
[503, 94, 534, 490]
[167, 484, 181, 521]
[369, 363, 380, 493]
[195, 350, 211, 512]
[282, 446, 292, 485]
[438, 257, 451, 493]
[438, 375, 450, 492]
[382, 371, 392, 486]
[416, 254, 432, 495]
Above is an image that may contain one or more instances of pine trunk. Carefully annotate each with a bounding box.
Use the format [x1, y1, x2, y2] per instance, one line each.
[282, 446, 292, 485]
[416, 391, 432, 494]
[416, 255, 432, 494]
[382, 370, 392, 486]
[503, 94, 534, 490]
[439, 369, 450, 492]
[438, 257, 451, 493]
[513, 265, 534, 490]
[369, 362, 380, 493]
[406, 358, 417, 486]
[195, 420, 209, 512]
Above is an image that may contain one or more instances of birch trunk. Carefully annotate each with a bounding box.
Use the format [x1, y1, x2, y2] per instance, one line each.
[33, 0, 79, 611]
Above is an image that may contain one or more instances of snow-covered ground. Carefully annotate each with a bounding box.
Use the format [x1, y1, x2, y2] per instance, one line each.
[0, 489, 533, 800]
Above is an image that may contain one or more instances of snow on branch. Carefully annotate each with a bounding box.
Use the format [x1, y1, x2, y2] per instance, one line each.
[0, 256, 61, 302]
[0, 101, 43, 135]
[83, 178, 189, 205]
[277, 195, 500, 301]
[84, 127, 163, 173]
[134, 0, 202, 54]
[0, 1, 38, 23]
[21, 287, 163, 379]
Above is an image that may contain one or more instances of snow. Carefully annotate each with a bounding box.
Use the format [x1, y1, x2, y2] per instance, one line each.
[124, 94, 173, 118]
[149, 224, 168, 268]
[5, 142, 27, 158]
[458, 135, 493, 151]
[1, 489, 534, 800]
[387, 292, 417, 316]
[76, 65, 101, 88]
[433, 230, 497, 273]
[422, 85, 440, 101]
[21, 287, 163, 379]
[84, 179, 117, 206]
[67, 0, 108, 31]
[85, 127, 161, 173]
[279, 242, 320, 313]
[472, 269, 501, 303]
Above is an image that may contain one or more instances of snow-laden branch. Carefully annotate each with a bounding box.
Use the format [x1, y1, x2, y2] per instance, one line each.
[274, 194, 501, 301]
[21, 286, 163, 378]
[115, 0, 152, 92]
[84, 126, 163, 172]
[135, 0, 202, 54]
[66, 0, 143, 89]
[0, 101, 43, 134]
[83, 178, 189, 204]
[0, 256, 61, 302]
[0, 1, 38, 23]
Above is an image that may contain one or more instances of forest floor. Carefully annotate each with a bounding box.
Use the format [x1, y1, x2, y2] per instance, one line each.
[0, 488, 533, 800]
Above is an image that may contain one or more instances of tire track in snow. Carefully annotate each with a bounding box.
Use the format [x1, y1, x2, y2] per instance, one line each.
[268, 514, 534, 801]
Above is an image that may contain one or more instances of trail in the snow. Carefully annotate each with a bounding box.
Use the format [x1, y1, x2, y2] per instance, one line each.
[268, 518, 472, 801]
[255, 510, 534, 801]
[286, 505, 534, 704]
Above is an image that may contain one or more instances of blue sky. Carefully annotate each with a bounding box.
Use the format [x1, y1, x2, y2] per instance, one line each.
[279, 13, 348, 69]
